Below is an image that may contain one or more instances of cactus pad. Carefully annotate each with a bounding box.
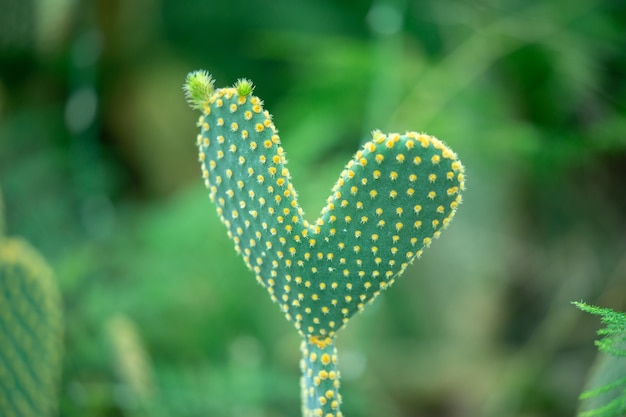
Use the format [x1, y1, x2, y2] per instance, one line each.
[186, 73, 465, 338]
[184, 70, 465, 416]
[0, 238, 63, 417]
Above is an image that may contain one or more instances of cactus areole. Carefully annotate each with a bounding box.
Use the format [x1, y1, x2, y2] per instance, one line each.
[184, 70, 465, 417]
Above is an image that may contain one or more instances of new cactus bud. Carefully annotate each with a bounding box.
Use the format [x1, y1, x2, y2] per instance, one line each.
[0, 238, 63, 417]
[184, 71, 465, 416]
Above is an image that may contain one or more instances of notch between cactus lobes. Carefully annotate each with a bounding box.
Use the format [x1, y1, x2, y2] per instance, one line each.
[187, 72, 465, 339]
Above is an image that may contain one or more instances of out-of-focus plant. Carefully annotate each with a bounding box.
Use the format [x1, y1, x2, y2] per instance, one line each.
[0, 186, 63, 417]
[575, 302, 626, 417]
[183, 70, 465, 416]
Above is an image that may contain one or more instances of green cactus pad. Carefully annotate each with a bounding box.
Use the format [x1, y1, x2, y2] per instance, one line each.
[187, 75, 465, 338]
[0, 238, 63, 417]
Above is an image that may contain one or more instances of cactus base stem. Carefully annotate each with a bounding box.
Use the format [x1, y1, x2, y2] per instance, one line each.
[300, 336, 343, 417]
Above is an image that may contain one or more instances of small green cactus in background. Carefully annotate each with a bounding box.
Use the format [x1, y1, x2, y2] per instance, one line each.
[0, 187, 63, 417]
[0, 186, 5, 237]
[0, 239, 63, 417]
[184, 70, 465, 416]
[105, 314, 156, 404]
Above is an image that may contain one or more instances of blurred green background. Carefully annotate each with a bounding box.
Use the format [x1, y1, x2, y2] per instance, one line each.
[1, 0, 626, 416]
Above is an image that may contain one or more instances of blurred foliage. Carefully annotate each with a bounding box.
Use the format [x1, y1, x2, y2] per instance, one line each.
[1, 0, 626, 416]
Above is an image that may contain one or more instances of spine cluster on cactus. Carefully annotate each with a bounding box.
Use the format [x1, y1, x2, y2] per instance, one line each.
[184, 70, 465, 417]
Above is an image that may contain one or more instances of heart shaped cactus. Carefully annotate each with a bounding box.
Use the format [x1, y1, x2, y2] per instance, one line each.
[184, 70, 465, 417]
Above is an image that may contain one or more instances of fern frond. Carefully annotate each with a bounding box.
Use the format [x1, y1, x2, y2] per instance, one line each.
[574, 301, 626, 357]
[574, 301, 626, 417]
[579, 376, 626, 400]
[579, 395, 626, 417]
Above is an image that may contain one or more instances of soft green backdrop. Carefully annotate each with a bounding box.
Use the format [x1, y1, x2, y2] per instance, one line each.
[1, 0, 625, 416]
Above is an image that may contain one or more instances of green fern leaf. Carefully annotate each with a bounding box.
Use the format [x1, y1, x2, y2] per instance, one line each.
[575, 301, 626, 417]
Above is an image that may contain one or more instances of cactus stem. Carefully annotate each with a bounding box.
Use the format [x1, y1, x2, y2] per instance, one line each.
[300, 336, 343, 417]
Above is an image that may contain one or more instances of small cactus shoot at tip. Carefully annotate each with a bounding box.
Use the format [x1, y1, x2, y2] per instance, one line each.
[184, 70, 465, 417]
